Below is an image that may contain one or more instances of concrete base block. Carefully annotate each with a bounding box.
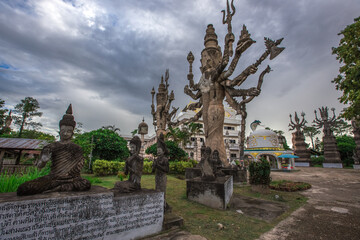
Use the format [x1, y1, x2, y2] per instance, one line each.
[353, 164, 360, 169]
[186, 176, 233, 210]
[185, 167, 201, 180]
[0, 186, 164, 240]
[323, 163, 343, 168]
[295, 162, 310, 167]
[221, 168, 247, 183]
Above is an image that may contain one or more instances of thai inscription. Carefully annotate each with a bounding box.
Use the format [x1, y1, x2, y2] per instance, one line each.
[0, 192, 164, 240]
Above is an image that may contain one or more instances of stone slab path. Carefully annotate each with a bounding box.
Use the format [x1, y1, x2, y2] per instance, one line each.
[259, 167, 360, 240]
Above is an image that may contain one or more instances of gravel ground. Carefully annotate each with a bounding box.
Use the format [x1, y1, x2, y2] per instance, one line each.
[258, 167, 360, 240]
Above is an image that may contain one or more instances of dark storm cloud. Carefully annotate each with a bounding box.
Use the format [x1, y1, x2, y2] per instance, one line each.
[0, 0, 359, 141]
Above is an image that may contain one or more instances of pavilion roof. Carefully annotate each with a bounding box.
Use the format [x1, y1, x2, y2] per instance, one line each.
[0, 138, 48, 150]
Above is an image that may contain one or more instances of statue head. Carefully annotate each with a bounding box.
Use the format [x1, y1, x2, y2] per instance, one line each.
[212, 150, 220, 160]
[129, 136, 142, 155]
[200, 24, 222, 74]
[59, 104, 76, 141]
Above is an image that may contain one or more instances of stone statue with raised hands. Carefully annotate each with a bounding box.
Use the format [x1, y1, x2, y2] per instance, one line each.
[114, 136, 144, 193]
[17, 105, 91, 196]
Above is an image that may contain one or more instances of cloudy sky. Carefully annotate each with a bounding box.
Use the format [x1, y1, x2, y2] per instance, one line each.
[0, 0, 359, 143]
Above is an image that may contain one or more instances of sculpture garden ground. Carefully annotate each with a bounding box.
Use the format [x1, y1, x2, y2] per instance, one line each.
[86, 174, 307, 239]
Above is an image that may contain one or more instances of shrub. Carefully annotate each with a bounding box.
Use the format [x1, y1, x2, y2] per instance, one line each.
[145, 140, 188, 161]
[270, 180, 311, 191]
[249, 158, 271, 185]
[93, 160, 125, 176]
[92, 159, 197, 176]
[311, 155, 324, 166]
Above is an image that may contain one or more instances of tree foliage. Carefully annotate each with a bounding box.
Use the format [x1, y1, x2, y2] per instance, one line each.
[0, 98, 8, 128]
[303, 126, 321, 149]
[0, 129, 55, 142]
[73, 128, 129, 162]
[13, 97, 43, 137]
[336, 135, 356, 166]
[332, 118, 352, 136]
[145, 140, 188, 161]
[332, 16, 360, 119]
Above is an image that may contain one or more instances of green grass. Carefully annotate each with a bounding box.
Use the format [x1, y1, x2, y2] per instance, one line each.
[270, 180, 311, 191]
[0, 164, 50, 193]
[88, 174, 308, 240]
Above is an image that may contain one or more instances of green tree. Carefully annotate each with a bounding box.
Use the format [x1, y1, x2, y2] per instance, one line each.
[145, 140, 188, 161]
[336, 135, 356, 166]
[1, 129, 55, 142]
[303, 126, 321, 149]
[332, 16, 360, 120]
[332, 119, 352, 136]
[13, 97, 43, 137]
[73, 128, 129, 162]
[0, 98, 8, 128]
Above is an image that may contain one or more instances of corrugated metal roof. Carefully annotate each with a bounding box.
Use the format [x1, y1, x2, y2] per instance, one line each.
[0, 138, 48, 150]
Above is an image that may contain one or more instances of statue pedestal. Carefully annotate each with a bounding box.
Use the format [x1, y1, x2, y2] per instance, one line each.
[186, 176, 233, 210]
[353, 164, 360, 169]
[323, 163, 343, 168]
[295, 162, 310, 167]
[185, 167, 246, 183]
[0, 186, 164, 240]
[221, 167, 247, 183]
[185, 167, 202, 180]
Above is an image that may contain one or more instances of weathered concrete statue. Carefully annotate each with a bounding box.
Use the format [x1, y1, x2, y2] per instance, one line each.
[289, 112, 311, 165]
[199, 147, 225, 181]
[352, 118, 360, 165]
[17, 105, 91, 196]
[179, 0, 284, 165]
[152, 133, 170, 212]
[151, 69, 178, 137]
[114, 136, 144, 193]
[313, 107, 342, 167]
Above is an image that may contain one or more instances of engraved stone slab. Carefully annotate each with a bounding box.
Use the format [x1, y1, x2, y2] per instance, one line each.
[186, 176, 233, 210]
[295, 162, 310, 167]
[0, 186, 163, 240]
[323, 163, 343, 168]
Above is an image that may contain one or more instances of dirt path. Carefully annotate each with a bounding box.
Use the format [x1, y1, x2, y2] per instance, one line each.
[258, 167, 360, 240]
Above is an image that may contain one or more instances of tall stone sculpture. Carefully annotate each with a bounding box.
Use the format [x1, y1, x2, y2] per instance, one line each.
[152, 133, 170, 212]
[179, 0, 284, 165]
[138, 117, 148, 156]
[151, 69, 178, 137]
[114, 136, 144, 193]
[289, 112, 311, 166]
[17, 104, 91, 196]
[352, 118, 360, 168]
[313, 107, 342, 168]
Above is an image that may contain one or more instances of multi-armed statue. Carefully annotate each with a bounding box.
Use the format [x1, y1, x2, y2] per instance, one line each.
[351, 118, 360, 166]
[180, 0, 285, 165]
[313, 107, 342, 168]
[151, 69, 178, 137]
[289, 112, 311, 166]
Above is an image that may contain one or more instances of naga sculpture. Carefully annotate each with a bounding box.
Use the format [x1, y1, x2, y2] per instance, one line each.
[114, 136, 144, 193]
[151, 69, 178, 137]
[313, 107, 342, 167]
[17, 105, 91, 196]
[179, 0, 284, 165]
[289, 112, 310, 165]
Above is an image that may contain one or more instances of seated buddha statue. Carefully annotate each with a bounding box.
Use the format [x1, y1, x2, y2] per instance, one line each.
[17, 104, 91, 196]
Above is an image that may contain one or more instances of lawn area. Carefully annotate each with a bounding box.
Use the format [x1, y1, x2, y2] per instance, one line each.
[83, 173, 307, 240]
